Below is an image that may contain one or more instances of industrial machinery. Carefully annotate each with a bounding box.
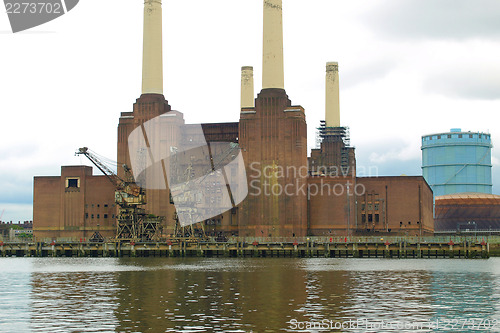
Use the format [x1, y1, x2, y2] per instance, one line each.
[76, 147, 163, 242]
[170, 142, 241, 240]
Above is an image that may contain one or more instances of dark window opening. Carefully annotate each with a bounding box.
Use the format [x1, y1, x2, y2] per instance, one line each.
[67, 178, 79, 188]
[458, 134, 462, 138]
[375, 214, 380, 223]
[362, 214, 366, 223]
[91, 214, 94, 219]
[104, 214, 108, 219]
[469, 134, 473, 138]
[85, 213, 88, 219]
[104, 204, 108, 208]
[97, 214, 100, 219]
[447, 135, 451, 138]
[368, 214, 373, 223]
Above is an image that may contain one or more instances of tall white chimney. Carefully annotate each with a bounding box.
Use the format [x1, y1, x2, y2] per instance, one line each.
[142, 0, 163, 95]
[241, 66, 255, 108]
[262, 0, 284, 90]
[325, 62, 340, 127]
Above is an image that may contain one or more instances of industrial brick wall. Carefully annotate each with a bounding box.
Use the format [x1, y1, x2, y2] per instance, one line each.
[356, 176, 434, 235]
[33, 166, 116, 241]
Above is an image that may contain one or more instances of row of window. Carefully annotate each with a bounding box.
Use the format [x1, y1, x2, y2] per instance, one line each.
[361, 203, 380, 211]
[85, 204, 114, 208]
[85, 213, 115, 219]
[425, 134, 489, 141]
[361, 214, 380, 223]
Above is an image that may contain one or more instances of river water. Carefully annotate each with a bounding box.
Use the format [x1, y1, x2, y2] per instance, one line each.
[1, 257, 500, 332]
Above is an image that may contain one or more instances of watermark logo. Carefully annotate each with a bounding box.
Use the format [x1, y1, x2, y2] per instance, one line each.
[4, 0, 79, 33]
[128, 113, 248, 227]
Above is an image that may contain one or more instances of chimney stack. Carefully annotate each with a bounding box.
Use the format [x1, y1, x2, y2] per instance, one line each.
[241, 66, 255, 108]
[142, 0, 163, 95]
[325, 62, 340, 127]
[262, 0, 284, 90]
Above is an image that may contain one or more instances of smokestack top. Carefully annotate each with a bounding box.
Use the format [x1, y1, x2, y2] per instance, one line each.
[325, 61, 340, 127]
[326, 62, 339, 71]
[241, 66, 255, 109]
[262, 0, 285, 90]
[142, 0, 163, 95]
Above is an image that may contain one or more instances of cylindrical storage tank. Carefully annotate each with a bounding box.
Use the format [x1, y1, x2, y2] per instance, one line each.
[435, 193, 500, 231]
[421, 128, 492, 197]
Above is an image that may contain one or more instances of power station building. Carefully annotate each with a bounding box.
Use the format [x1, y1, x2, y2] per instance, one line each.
[33, 0, 434, 241]
[422, 128, 493, 197]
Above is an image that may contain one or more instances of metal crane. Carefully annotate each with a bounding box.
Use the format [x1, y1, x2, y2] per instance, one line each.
[76, 147, 163, 242]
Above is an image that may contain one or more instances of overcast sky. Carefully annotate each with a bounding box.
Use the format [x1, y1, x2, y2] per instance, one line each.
[1, 0, 499, 222]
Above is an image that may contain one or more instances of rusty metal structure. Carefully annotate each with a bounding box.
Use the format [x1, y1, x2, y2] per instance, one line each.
[76, 147, 163, 242]
[435, 193, 500, 232]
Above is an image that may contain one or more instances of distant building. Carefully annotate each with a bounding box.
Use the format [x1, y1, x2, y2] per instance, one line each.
[0, 221, 33, 241]
[421, 128, 492, 197]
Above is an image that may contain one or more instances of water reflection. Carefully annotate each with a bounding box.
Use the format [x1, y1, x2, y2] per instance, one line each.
[0, 257, 499, 332]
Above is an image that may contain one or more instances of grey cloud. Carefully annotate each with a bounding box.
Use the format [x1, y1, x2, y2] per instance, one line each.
[355, 139, 422, 177]
[425, 67, 500, 100]
[363, 0, 500, 40]
[342, 59, 396, 89]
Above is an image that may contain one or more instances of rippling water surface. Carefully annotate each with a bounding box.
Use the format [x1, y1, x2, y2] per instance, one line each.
[1, 257, 500, 332]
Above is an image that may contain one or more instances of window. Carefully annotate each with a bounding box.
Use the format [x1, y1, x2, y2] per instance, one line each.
[361, 214, 366, 223]
[104, 204, 108, 208]
[479, 134, 482, 138]
[375, 214, 380, 223]
[104, 214, 108, 219]
[367, 204, 373, 211]
[469, 134, 473, 138]
[66, 178, 79, 188]
[437, 135, 441, 139]
[85, 213, 88, 219]
[368, 214, 373, 222]
[91, 214, 94, 219]
[97, 214, 100, 219]
[112, 214, 115, 219]
[374, 203, 379, 211]
[97, 204, 100, 208]
[458, 134, 462, 138]
[447, 135, 451, 138]
[361, 203, 366, 211]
